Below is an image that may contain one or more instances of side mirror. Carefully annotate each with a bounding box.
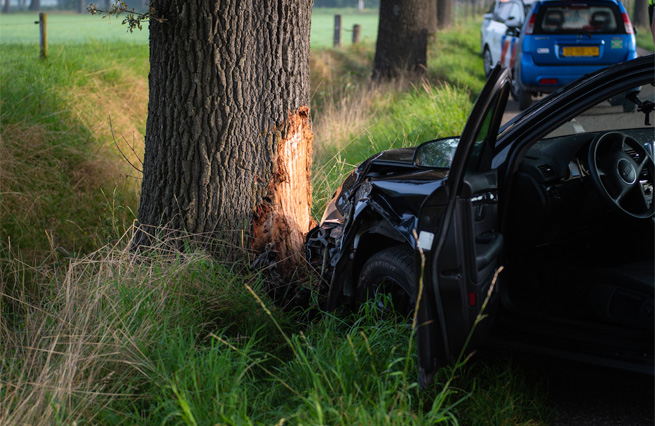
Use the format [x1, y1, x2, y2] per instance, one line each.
[413, 138, 460, 168]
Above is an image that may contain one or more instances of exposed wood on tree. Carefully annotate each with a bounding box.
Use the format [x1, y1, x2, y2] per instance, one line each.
[135, 0, 313, 277]
[373, 0, 431, 79]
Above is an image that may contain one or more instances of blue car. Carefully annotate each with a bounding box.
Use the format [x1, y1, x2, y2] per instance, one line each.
[514, 0, 637, 109]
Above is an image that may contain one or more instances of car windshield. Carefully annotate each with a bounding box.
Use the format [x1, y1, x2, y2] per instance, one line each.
[545, 84, 655, 140]
[536, 4, 620, 34]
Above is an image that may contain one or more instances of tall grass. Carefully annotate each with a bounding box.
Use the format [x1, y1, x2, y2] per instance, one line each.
[0, 42, 147, 262]
[0, 231, 464, 425]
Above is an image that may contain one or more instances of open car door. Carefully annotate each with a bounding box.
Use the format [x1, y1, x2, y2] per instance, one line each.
[415, 66, 511, 387]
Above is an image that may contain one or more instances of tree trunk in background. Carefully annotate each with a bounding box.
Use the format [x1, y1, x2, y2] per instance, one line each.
[373, 0, 431, 79]
[137, 0, 313, 276]
[28, 0, 39, 11]
[632, 0, 648, 27]
[437, 0, 452, 29]
[427, 0, 438, 36]
[3, 0, 10, 14]
[78, 0, 84, 13]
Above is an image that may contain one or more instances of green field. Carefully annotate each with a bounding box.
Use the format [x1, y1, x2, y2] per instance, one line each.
[0, 8, 380, 48]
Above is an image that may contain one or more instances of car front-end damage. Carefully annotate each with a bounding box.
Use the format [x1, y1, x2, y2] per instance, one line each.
[306, 146, 449, 310]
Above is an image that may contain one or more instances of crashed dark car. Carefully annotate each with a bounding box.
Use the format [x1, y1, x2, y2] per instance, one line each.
[306, 55, 654, 386]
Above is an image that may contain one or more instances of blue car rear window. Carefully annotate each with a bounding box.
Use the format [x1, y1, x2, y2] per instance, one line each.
[535, 4, 622, 34]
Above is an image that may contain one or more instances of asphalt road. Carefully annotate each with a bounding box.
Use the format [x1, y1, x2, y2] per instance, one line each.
[478, 351, 654, 425]
[534, 358, 653, 426]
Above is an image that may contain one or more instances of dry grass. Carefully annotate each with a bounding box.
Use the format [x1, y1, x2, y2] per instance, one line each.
[0, 229, 236, 425]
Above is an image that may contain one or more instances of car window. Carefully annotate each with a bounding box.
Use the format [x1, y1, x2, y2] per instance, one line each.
[496, 3, 512, 21]
[508, 3, 521, 20]
[467, 86, 509, 174]
[545, 84, 655, 140]
[536, 4, 620, 34]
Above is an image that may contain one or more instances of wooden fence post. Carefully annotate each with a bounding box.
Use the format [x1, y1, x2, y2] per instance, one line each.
[39, 12, 47, 59]
[34, 12, 47, 59]
[333, 14, 341, 47]
[352, 24, 361, 44]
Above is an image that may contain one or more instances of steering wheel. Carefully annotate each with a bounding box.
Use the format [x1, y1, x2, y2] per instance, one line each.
[587, 132, 654, 219]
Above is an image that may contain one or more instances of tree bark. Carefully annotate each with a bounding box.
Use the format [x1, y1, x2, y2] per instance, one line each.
[137, 0, 313, 275]
[427, 0, 438, 36]
[437, 0, 452, 29]
[633, 0, 648, 27]
[373, 0, 431, 79]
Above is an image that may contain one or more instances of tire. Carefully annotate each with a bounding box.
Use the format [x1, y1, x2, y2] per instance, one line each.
[357, 245, 416, 318]
[518, 87, 532, 110]
[483, 47, 494, 77]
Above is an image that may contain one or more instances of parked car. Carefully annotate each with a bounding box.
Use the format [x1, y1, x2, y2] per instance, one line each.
[306, 55, 654, 387]
[481, 0, 535, 76]
[513, 0, 637, 110]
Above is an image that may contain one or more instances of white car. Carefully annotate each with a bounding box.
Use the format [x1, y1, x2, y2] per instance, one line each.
[481, 0, 535, 76]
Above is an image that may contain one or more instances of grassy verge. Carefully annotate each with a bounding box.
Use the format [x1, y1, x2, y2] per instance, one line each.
[1, 17, 551, 426]
[1, 41, 147, 263]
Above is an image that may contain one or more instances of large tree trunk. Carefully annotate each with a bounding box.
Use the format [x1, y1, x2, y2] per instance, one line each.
[437, 0, 452, 29]
[632, 0, 648, 27]
[28, 0, 39, 11]
[137, 0, 313, 275]
[373, 0, 431, 79]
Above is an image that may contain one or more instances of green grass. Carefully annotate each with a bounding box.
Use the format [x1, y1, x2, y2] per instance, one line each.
[635, 25, 655, 52]
[0, 9, 374, 48]
[0, 14, 552, 426]
[0, 12, 150, 44]
[311, 8, 380, 49]
[1, 41, 147, 262]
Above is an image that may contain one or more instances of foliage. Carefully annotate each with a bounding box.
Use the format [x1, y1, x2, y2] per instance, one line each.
[88, 1, 165, 33]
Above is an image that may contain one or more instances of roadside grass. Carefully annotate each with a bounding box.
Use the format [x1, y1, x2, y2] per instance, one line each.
[0, 16, 551, 426]
[1, 42, 147, 263]
[635, 25, 655, 52]
[0, 234, 464, 425]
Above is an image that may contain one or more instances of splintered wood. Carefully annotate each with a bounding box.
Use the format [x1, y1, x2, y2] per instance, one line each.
[253, 106, 315, 276]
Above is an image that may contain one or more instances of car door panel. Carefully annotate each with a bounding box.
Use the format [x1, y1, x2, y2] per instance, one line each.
[416, 66, 511, 387]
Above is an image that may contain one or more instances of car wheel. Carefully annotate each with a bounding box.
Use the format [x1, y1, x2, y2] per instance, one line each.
[357, 245, 416, 318]
[483, 47, 493, 77]
[518, 87, 532, 110]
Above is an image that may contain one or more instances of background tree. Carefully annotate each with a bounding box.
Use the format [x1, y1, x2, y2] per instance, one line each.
[437, 0, 452, 29]
[28, 0, 39, 11]
[373, 0, 431, 79]
[135, 0, 313, 275]
[632, 0, 648, 27]
[427, 0, 438, 36]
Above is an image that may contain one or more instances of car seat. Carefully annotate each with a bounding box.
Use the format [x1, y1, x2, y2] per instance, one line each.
[543, 10, 564, 32]
[590, 11, 612, 32]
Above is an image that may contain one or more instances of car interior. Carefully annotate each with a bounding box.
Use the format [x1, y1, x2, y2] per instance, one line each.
[499, 84, 654, 360]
